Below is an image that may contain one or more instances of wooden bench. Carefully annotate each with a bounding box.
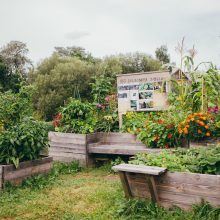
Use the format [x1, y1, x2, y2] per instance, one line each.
[112, 164, 167, 203]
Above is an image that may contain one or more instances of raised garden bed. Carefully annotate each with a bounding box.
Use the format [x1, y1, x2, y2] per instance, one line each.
[113, 164, 220, 210]
[49, 132, 163, 166]
[0, 156, 53, 190]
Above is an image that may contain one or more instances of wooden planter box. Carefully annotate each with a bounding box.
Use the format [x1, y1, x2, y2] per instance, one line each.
[113, 164, 220, 210]
[49, 132, 162, 166]
[48, 132, 91, 166]
[0, 157, 53, 190]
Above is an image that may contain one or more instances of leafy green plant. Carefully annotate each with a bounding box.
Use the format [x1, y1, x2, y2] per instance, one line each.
[130, 146, 220, 175]
[56, 99, 97, 134]
[0, 117, 48, 167]
[0, 88, 33, 129]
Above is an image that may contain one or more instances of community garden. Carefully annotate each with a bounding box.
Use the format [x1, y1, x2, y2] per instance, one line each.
[0, 40, 220, 219]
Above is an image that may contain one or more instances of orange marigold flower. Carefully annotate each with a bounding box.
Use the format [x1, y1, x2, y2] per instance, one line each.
[205, 125, 209, 129]
[183, 128, 188, 134]
[137, 128, 141, 133]
[185, 125, 190, 128]
[199, 121, 205, 126]
[199, 112, 204, 116]
[206, 132, 211, 137]
[127, 128, 131, 133]
[198, 129, 202, 134]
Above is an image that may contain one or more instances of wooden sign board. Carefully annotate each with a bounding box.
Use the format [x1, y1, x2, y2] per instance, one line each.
[117, 71, 171, 127]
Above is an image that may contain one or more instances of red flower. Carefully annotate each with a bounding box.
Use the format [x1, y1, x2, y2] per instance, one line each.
[53, 113, 62, 127]
[154, 136, 160, 142]
[166, 123, 173, 129]
[136, 128, 141, 133]
[167, 133, 172, 139]
[158, 119, 163, 124]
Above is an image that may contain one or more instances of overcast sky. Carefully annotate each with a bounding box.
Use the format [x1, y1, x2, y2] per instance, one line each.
[0, 0, 220, 66]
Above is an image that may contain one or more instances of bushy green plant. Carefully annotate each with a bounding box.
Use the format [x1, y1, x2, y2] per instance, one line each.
[130, 146, 220, 175]
[56, 99, 97, 134]
[0, 88, 33, 129]
[0, 117, 48, 167]
[122, 112, 177, 148]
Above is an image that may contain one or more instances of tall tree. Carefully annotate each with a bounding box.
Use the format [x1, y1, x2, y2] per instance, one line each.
[0, 58, 22, 92]
[0, 41, 32, 78]
[155, 45, 170, 64]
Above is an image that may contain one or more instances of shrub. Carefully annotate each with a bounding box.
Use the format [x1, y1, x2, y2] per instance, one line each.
[0, 117, 48, 167]
[0, 89, 33, 129]
[55, 99, 97, 134]
[122, 112, 176, 148]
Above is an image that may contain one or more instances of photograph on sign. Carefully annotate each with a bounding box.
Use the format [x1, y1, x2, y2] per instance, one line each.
[129, 90, 138, 99]
[130, 100, 138, 110]
[139, 91, 153, 99]
[118, 93, 128, 99]
[139, 83, 154, 90]
[139, 100, 154, 109]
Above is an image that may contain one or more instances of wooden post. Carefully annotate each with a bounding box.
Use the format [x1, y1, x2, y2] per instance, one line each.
[145, 175, 159, 203]
[118, 171, 132, 198]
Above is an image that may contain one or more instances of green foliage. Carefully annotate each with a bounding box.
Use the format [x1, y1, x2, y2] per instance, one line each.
[32, 55, 97, 120]
[57, 99, 97, 134]
[122, 112, 177, 148]
[0, 117, 48, 167]
[0, 60, 22, 93]
[115, 199, 220, 220]
[131, 146, 220, 175]
[155, 45, 170, 64]
[90, 74, 114, 104]
[0, 41, 32, 78]
[0, 88, 33, 129]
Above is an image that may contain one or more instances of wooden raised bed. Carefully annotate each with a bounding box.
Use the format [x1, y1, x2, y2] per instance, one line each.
[49, 132, 162, 166]
[0, 156, 53, 190]
[113, 164, 220, 210]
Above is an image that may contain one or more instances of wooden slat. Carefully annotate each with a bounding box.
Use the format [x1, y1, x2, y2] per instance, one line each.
[120, 171, 220, 209]
[49, 132, 86, 144]
[4, 163, 52, 182]
[88, 144, 161, 155]
[2, 157, 53, 172]
[49, 145, 86, 154]
[113, 164, 167, 176]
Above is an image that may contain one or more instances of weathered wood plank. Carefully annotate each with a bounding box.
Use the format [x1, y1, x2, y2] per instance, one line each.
[145, 175, 159, 203]
[2, 157, 53, 172]
[119, 171, 132, 198]
[97, 132, 144, 145]
[127, 172, 220, 187]
[4, 163, 52, 183]
[113, 164, 167, 176]
[49, 131, 86, 139]
[49, 152, 86, 159]
[88, 144, 161, 155]
[49, 145, 86, 154]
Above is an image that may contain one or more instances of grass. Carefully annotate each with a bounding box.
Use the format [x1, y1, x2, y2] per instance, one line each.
[0, 163, 219, 220]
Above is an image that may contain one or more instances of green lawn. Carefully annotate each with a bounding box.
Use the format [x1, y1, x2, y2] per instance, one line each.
[0, 166, 219, 220]
[0, 168, 122, 220]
